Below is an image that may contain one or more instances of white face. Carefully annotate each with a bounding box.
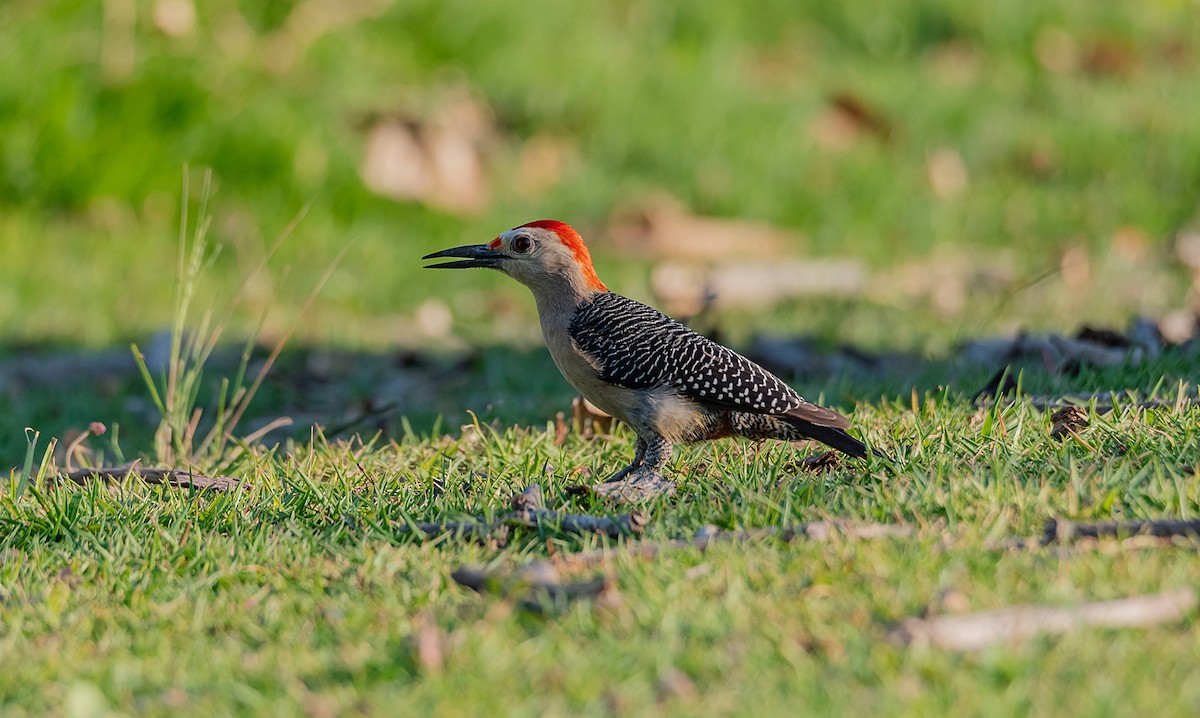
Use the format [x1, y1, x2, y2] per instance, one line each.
[492, 226, 583, 290]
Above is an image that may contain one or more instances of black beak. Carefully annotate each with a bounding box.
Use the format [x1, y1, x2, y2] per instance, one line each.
[421, 244, 506, 270]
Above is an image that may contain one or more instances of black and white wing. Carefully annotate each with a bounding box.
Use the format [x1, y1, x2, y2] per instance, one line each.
[569, 292, 848, 427]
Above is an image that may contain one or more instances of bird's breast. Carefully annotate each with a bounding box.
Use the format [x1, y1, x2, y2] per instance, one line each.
[551, 347, 709, 442]
[538, 311, 619, 411]
[535, 312, 649, 430]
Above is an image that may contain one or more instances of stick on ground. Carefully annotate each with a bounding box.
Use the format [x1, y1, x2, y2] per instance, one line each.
[1042, 518, 1200, 545]
[893, 588, 1197, 651]
[400, 484, 647, 545]
[56, 464, 240, 491]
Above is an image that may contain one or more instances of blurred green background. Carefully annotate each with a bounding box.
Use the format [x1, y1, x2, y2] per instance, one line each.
[2, 0, 1199, 454]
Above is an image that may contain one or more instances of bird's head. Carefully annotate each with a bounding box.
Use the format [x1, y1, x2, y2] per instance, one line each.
[423, 220, 608, 297]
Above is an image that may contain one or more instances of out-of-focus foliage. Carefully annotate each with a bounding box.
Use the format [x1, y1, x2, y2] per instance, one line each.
[1, 0, 1198, 346]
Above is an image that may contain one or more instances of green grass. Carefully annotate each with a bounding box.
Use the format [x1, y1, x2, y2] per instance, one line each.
[2, 399, 1199, 716]
[4, 1, 1200, 715]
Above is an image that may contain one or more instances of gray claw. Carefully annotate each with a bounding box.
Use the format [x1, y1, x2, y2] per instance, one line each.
[592, 471, 676, 502]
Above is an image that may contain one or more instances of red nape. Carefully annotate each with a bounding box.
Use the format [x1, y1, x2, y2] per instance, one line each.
[519, 220, 608, 291]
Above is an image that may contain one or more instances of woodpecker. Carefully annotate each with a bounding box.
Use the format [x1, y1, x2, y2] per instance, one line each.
[424, 220, 877, 498]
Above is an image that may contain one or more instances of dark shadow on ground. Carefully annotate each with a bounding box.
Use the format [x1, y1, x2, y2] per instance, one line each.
[3, 321, 1198, 465]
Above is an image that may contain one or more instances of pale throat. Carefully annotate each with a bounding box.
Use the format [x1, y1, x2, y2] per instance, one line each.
[527, 269, 604, 318]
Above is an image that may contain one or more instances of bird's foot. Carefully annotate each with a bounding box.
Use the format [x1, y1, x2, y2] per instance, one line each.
[601, 464, 638, 484]
[591, 469, 676, 502]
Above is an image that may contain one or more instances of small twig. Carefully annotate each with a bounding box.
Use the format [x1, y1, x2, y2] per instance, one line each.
[241, 416, 294, 445]
[892, 588, 1197, 651]
[400, 485, 646, 544]
[492, 521, 915, 576]
[403, 520, 510, 546]
[450, 519, 913, 612]
[976, 394, 1200, 413]
[504, 508, 648, 538]
[451, 565, 612, 612]
[219, 243, 350, 448]
[510, 483, 546, 511]
[690, 521, 915, 546]
[321, 401, 399, 438]
[1042, 518, 1200, 545]
[449, 567, 505, 593]
[56, 463, 240, 491]
[63, 422, 108, 473]
[402, 509, 646, 543]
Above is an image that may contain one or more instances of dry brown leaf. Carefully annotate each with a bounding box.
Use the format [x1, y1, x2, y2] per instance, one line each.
[360, 121, 430, 201]
[1083, 37, 1138, 78]
[101, 0, 137, 83]
[810, 93, 893, 151]
[572, 396, 614, 437]
[1060, 245, 1091, 291]
[927, 147, 969, 199]
[871, 251, 995, 316]
[553, 412, 569, 446]
[1020, 139, 1061, 179]
[1159, 310, 1198, 344]
[1176, 230, 1200, 270]
[1161, 38, 1193, 70]
[607, 196, 797, 260]
[359, 93, 494, 215]
[1035, 26, 1079, 74]
[414, 612, 445, 673]
[515, 135, 579, 197]
[264, 0, 393, 73]
[650, 258, 863, 316]
[152, 0, 196, 37]
[1112, 225, 1148, 263]
[656, 668, 697, 702]
[894, 589, 1196, 651]
[925, 41, 980, 87]
[412, 299, 453, 339]
[1049, 406, 1088, 441]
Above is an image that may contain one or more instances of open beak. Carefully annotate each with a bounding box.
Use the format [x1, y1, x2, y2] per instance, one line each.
[421, 244, 506, 270]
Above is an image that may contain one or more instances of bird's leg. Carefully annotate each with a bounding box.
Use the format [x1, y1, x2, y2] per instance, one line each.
[593, 435, 675, 500]
[602, 437, 647, 483]
[631, 435, 671, 482]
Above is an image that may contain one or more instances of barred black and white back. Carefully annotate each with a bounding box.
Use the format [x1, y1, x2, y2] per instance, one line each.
[569, 292, 848, 429]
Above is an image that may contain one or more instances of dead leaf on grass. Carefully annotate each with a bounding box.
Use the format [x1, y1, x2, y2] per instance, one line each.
[414, 611, 446, 673]
[1060, 244, 1091, 291]
[359, 91, 494, 215]
[784, 450, 842, 474]
[810, 93, 894, 150]
[607, 195, 797, 260]
[1049, 406, 1088, 441]
[514, 134, 579, 197]
[572, 396, 614, 437]
[264, 0, 394, 74]
[1035, 26, 1080, 74]
[893, 589, 1196, 651]
[656, 668, 697, 703]
[650, 258, 864, 316]
[925, 40, 980, 87]
[152, 0, 196, 38]
[1112, 225, 1149, 263]
[1159, 310, 1198, 345]
[927, 147, 969, 199]
[1083, 37, 1138, 78]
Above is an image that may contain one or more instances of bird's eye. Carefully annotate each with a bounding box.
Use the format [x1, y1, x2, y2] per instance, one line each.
[511, 235, 533, 253]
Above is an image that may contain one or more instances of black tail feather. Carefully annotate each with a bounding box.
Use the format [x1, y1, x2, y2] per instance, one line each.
[785, 418, 890, 461]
